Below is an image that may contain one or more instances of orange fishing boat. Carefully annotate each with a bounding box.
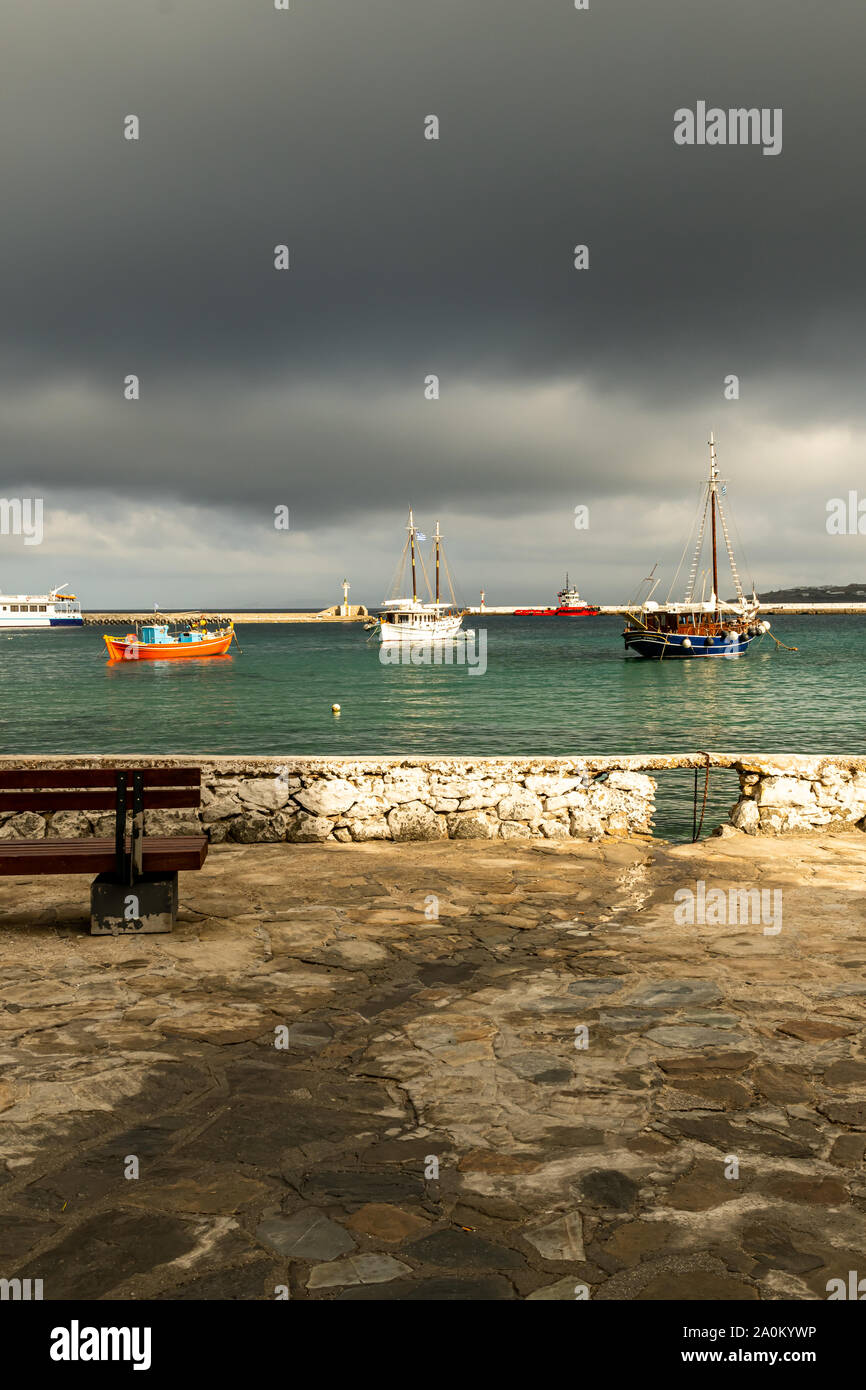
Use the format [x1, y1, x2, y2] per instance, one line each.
[104, 619, 237, 662]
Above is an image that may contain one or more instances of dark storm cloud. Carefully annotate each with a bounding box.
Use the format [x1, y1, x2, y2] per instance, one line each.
[4, 0, 864, 379]
[1, 0, 864, 600]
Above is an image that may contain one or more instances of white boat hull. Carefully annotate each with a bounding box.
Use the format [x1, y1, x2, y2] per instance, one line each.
[378, 614, 464, 643]
[0, 592, 83, 629]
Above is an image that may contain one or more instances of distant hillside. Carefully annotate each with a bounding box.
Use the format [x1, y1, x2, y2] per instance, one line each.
[757, 583, 866, 603]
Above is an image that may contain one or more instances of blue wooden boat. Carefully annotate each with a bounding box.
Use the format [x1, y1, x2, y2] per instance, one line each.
[623, 434, 771, 660]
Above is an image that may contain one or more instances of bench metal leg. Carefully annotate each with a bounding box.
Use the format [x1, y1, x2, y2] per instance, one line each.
[90, 871, 178, 936]
[130, 770, 144, 883]
[114, 770, 127, 880]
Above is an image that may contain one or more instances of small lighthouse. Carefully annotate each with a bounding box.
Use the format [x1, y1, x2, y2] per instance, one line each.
[340, 579, 351, 617]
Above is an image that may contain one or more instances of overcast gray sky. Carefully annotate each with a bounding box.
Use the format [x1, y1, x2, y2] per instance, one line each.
[2, 0, 864, 607]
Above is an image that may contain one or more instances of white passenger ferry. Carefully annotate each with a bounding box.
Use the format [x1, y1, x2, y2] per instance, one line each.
[0, 584, 83, 629]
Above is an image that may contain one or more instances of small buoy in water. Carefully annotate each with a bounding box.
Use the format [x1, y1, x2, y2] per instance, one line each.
[331, 703, 341, 714]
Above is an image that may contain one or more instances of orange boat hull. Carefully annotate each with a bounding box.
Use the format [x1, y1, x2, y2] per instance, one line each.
[104, 633, 234, 662]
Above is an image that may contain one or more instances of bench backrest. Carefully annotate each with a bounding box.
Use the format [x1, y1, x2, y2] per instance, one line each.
[0, 769, 202, 813]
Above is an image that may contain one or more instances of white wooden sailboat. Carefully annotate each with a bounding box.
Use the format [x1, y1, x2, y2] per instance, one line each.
[373, 511, 466, 643]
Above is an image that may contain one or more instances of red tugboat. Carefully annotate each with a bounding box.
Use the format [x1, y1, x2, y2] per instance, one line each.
[514, 576, 600, 617]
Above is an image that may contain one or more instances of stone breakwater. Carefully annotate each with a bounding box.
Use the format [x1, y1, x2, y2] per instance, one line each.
[1, 755, 865, 843]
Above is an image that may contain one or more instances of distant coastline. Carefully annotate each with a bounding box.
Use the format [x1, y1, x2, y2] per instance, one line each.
[757, 583, 866, 603]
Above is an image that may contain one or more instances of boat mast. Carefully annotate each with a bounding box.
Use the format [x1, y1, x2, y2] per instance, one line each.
[408, 508, 417, 603]
[709, 432, 719, 605]
[434, 520, 440, 604]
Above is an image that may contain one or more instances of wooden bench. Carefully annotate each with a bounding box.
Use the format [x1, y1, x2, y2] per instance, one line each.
[0, 768, 207, 934]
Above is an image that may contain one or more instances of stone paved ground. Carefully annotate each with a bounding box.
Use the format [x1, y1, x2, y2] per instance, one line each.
[1, 834, 865, 1301]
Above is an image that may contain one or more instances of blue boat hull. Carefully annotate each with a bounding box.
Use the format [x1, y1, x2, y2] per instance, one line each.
[49, 618, 84, 627]
[624, 629, 757, 659]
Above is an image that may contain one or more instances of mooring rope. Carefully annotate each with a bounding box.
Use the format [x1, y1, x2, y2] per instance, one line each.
[692, 753, 711, 842]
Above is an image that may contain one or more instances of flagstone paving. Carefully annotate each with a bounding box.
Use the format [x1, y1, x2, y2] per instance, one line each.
[1, 833, 865, 1300]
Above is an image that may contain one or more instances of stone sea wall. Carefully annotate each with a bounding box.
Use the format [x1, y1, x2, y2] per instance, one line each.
[0, 754, 864, 842]
[726, 756, 866, 835]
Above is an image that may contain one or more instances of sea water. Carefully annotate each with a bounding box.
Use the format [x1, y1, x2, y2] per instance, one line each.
[0, 615, 859, 839]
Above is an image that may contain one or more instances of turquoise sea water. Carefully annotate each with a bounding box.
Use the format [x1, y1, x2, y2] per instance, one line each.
[0, 615, 861, 838]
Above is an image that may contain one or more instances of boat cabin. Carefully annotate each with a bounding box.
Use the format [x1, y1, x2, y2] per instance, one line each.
[379, 600, 458, 627]
[139, 624, 211, 645]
